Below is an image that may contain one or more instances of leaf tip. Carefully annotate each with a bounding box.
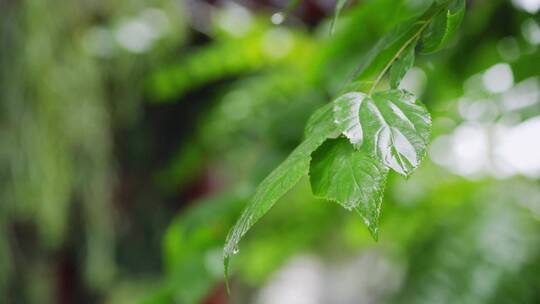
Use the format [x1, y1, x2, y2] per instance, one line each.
[329, 0, 349, 36]
[224, 255, 231, 295]
[329, 19, 338, 36]
[363, 217, 379, 241]
[369, 226, 379, 242]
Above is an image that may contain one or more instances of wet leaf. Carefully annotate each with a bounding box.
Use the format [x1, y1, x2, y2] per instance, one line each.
[353, 18, 425, 83]
[304, 102, 340, 138]
[421, 0, 466, 53]
[389, 43, 416, 88]
[333, 89, 431, 176]
[223, 103, 337, 281]
[353, 1, 461, 85]
[223, 0, 461, 287]
[310, 138, 388, 239]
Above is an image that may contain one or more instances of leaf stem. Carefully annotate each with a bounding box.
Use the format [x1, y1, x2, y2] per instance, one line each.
[367, 20, 431, 96]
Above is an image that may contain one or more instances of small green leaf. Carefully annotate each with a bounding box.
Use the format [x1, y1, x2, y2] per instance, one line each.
[330, 0, 349, 34]
[421, 0, 466, 53]
[310, 138, 388, 239]
[354, 18, 424, 83]
[224, 103, 337, 280]
[333, 90, 431, 176]
[353, 1, 459, 87]
[389, 43, 416, 88]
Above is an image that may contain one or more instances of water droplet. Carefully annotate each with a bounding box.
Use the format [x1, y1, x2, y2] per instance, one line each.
[233, 247, 240, 254]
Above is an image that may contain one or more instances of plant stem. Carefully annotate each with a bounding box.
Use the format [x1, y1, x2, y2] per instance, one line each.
[368, 20, 431, 96]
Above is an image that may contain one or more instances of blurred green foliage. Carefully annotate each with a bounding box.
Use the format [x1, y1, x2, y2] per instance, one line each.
[1, 0, 540, 303]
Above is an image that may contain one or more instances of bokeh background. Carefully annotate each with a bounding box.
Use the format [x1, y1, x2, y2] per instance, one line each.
[1, 0, 540, 303]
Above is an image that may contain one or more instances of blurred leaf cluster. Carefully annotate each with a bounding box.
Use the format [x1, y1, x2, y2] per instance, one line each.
[1, 0, 540, 303]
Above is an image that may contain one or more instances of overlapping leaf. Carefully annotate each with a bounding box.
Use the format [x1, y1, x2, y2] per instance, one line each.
[353, 18, 425, 83]
[353, 0, 459, 84]
[223, 0, 463, 284]
[421, 0, 466, 53]
[310, 138, 388, 239]
[389, 43, 416, 88]
[223, 104, 337, 278]
[334, 89, 431, 176]
[304, 103, 340, 139]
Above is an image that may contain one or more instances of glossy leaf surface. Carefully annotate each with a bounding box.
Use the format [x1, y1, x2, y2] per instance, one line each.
[334, 90, 431, 176]
[310, 138, 387, 238]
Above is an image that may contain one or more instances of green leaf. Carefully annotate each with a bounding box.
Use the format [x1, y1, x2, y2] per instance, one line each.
[304, 102, 340, 138]
[353, 18, 425, 84]
[330, 0, 349, 34]
[224, 104, 337, 281]
[222, 0, 461, 287]
[421, 0, 466, 53]
[389, 43, 416, 88]
[352, 1, 459, 90]
[333, 90, 431, 176]
[310, 138, 388, 239]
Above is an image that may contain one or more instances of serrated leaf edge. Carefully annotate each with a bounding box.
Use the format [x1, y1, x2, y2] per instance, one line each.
[307, 153, 388, 240]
